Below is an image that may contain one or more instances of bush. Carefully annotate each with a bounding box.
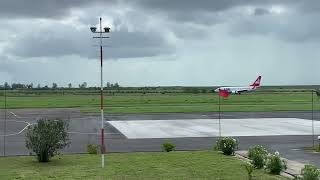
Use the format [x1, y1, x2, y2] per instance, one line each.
[248, 145, 268, 169]
[265, 152, 287, 175]
[87, 144, 99, 154]
[25, 119, 70, 162]
[301, 165, 320, 180]
[162, 142, 175, 152]
[214, 137, 238, 155]
[244, 164, 254, 180]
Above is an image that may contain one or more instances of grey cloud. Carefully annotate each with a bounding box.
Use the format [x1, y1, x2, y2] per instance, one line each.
[229, 13, 320, 43]
[5, 24, 174, 59]
[254, 8, 270, 16]
[130, 0, 300, 23]
[0, 0, 117, 19]
[294, 1, 320, 13]
[107, 29, 175, 59]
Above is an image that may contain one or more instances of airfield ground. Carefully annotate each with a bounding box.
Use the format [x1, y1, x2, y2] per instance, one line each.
[0, 89, 319, 168]
[0, 108, 319, 167]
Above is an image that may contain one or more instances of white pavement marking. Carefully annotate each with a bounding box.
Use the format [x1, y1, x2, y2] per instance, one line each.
[0, 120, 32, 137]
[109, 118, 320, 139]
[9, 111, 21, 118]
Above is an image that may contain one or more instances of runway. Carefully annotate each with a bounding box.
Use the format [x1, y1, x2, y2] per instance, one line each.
[0, 108, 319, 166]
[109, 118, 320, 139]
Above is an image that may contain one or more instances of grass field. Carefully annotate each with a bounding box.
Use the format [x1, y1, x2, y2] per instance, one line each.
[305, 146, 320, 152]
[0, 151, 286, 180]
[0, 90, 319, 113]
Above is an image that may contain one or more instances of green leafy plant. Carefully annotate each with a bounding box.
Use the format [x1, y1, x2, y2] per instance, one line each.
[25, 119, 70, 162]
[244, 163, 254, 180]
[248, 145, 268, 169]
[162, 142, 176, 152]
[87, 144, 99, 154]
[301, 165, 320, 180]
[214, 137, 238, 155]
[265, 152, 287, 175]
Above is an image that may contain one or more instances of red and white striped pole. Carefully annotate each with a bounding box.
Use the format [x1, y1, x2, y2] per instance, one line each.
[90, 17, 110, 167]
[99, 17, 105, 168]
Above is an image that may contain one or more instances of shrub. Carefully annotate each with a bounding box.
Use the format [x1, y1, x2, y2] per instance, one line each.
[214, 137, 238, 155]
[265, 152, 287, 175]
[301, 165, 320, 180]
[244, 163, 254, 180]
[87, 144, 99, 154]
[248, 145, 268, 169]
[25, 119, 70, 162]
[162, 142, 176, 152]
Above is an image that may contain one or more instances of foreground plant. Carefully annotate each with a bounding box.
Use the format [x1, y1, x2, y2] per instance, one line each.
[248, 145, 268, 169]
[244, 163, 254, 180]
[265, 151, 287, 175]
[214, 137, 238, 155]
[25, 119, 70, 162]
[162, 142, 176, 152]
[301, 165, 320, 180]
[87, 144, 99, 154]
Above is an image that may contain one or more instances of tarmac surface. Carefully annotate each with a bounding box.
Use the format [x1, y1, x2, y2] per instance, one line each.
[0, 108, 319, 167]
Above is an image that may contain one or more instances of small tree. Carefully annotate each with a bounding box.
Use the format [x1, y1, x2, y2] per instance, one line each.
[248, 145, 268, 169]
[301, 165, 320, 180]
[52, 83, 58, 89]
[79, 82, 87, 89]
[265, 152, 287, 175]
[244, 164, 254, 180]
[162, 142, 176, 152]
[214, 137, 238, 155]
[25, 119, 70, 162]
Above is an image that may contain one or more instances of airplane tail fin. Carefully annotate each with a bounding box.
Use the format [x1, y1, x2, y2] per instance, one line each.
[250, 76, 261, 89]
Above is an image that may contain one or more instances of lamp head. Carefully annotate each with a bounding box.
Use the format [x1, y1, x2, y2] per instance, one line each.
[90, 27, 97, 33]
[104, 27, 110, 33]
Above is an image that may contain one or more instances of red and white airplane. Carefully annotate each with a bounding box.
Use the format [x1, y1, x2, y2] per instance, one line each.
[215, 76, 262, 95]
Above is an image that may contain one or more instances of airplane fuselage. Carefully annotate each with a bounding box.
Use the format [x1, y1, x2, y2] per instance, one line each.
[214, 76, 262, 95]
[215, 86, 257, 94]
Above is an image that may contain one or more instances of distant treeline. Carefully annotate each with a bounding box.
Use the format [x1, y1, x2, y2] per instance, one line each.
[0, 82, 320, 95]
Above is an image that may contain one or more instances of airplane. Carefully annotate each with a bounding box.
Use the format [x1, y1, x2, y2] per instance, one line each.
[215, 76, 262, 95]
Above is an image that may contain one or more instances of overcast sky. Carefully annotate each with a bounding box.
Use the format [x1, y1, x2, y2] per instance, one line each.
[0, 0, 319, 87]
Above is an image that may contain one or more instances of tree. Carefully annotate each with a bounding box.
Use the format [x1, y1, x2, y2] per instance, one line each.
[37, 84, 41, 89]
[52, 83, 58, 89]
[27, 83, 33, 89]
[82, 82, 87, 88]
[106, 82, 111, 88]
[11, 83, 25, 89]
[79, 82, 87, 89]
[4, 82, 10, 89]
[68, 83, 72, 88]
[25, 119, 70, 162]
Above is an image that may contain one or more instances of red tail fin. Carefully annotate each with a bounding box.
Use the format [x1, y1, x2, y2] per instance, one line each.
[219, 89, 230, 98]
[250, 76, 261, 87]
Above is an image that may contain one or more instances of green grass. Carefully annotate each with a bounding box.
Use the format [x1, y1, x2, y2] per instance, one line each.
[305, 146, 320, 152]
[0, 92, 319, 113]
[0, 151, 286, 180]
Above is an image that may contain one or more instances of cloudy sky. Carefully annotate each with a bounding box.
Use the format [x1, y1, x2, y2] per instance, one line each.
[0, 0, 319, 87]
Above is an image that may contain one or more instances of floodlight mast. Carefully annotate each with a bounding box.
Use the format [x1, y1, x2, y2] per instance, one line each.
[90, 17, 110, 168]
